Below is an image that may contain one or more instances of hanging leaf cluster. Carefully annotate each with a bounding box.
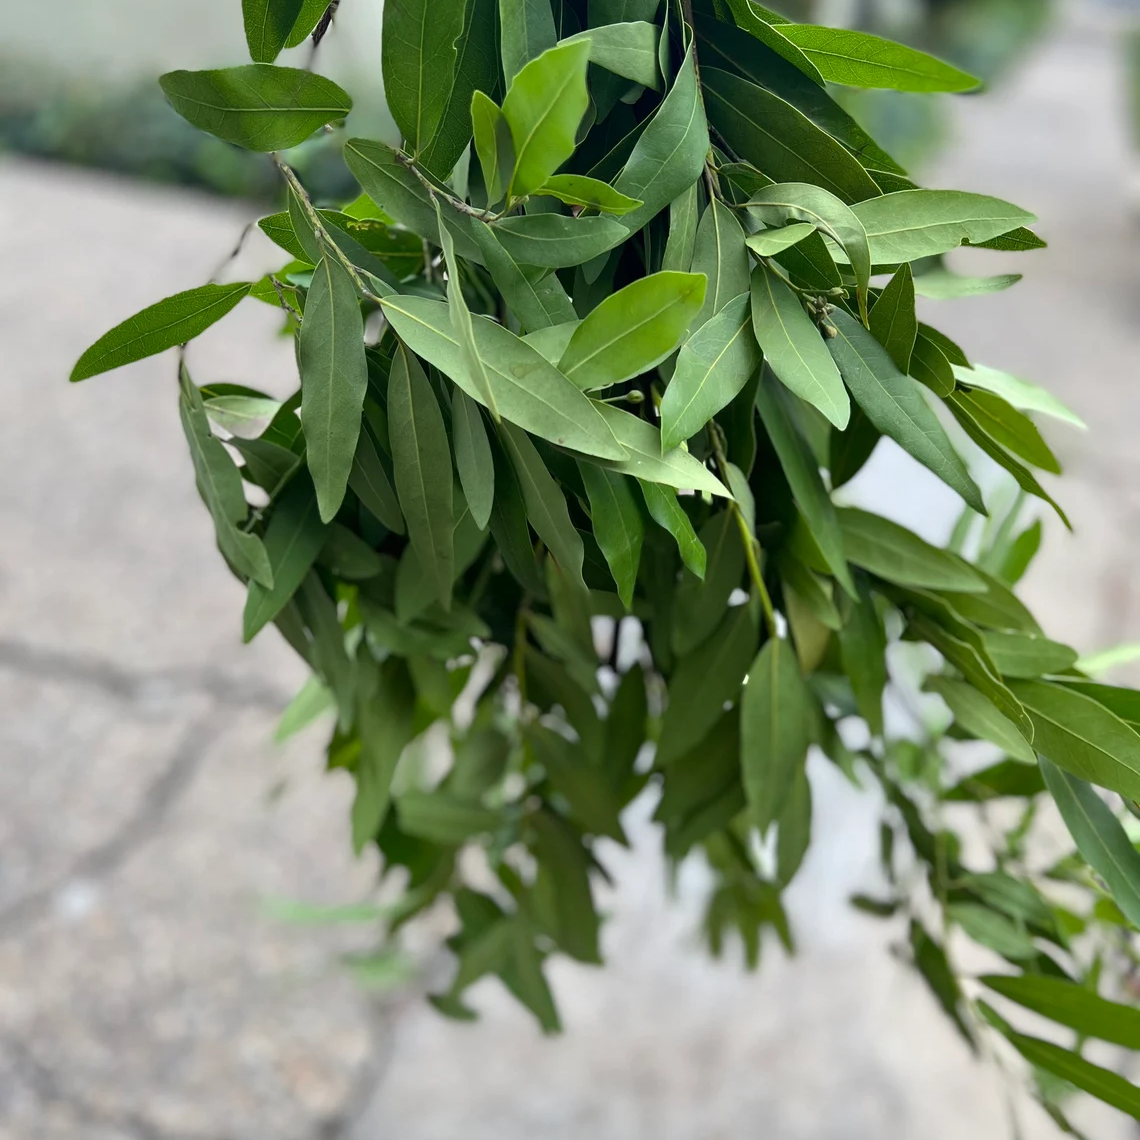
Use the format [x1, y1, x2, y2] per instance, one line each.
[72, 0, 1140, 1125]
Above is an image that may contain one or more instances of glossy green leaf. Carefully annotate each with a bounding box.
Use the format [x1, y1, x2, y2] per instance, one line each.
[283, 0, 333, 48]
[492, 212, 627, 268]
[579, 464, 643, 608]
[471, 90, 516, 205]
[299, 256, 368, 522]
[382, 0, 466, 153]
[452, 389, 495, 531]
[690, 198, 750, 331]
[502, 41, 591, 198]
[851, 190, 1037, 265]
[638, 481, 706, 578]
[378, 294, 625, 459]
[660, 293, 761, 452]
[775, 25, 981, 93]
[243, 473, 328, 641]
[559, 271, 706, 391]
[750, 263, 849, 430]
[983, 632, 1078, 679]
[926, 675, 1035, 763]
[661, 181, 700, 272]
[500, 0, 559, 83]
[704, 69, 881, 205]
[349, 427, 406, 534]
[159, 66, 351, 151]
[389, 343, 455, 606]
[72, 283, 251, 382]
[470, 221, 577, 331]
[868, 263, 916, 373]
[745, 223, 815, 256]
[535, 174, 642, 214]
[827, 311, 984, 513]
[564, 22, 661, 89]
[243, 0, 305, 62]
[742, 636, 812, 832]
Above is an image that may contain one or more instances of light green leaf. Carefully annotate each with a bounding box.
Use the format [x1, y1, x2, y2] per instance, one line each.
[382, 0, 466, 153]
[913, 269, 1022, 299]
[500, 422, 585, 588]
[745, 223, 816, 256]
[522, 321, 580, 362]
[704, 68, 881, 205]
[273, 675, 336, 743]
[534, 174, 642, 215]
[299, 256, 368, 522]
[755, 371, 853, 594]
[563, 21, 661, 89]
[742, 636, 812, 832]
[559, 271, 706, 391]
[349, 427, 406, 534]
[470, 221, 577, 331]
[690, 198, 750, 331]
[178, 372, 273, 587]
[283, 0, 333, 48]
[868, 263, 917, 373]
[1078, 644, 1140, 678]
[590, 403, 730, 497]
[452, 389, 495, 531]
[955, 389, 1060, 474]
[659, 293, 761, 452]
[243, 473, 328, 641]
[983, 632, 1078, 679]
[1040, 757, 1140, 929]
[579, 464, 644, 608]
[613, 49, 709, 234]
[388, 343, 455, 607]
[946, 904, 1037, 959]
[72, 282, 251, 382]
[662, 181, 701, 272]
[953, 362, 1086, 430]
[378, 294, 625, 459]
[925, 675, 1035, 763]
[851, 190, 1036, 265]
[159, 65, 351, 151]
[500, 0, 559, 83]
[492, 212, 628, 268]
[836, 508, 986, 592]
[638, 480, 706, 579]
[720, 0, 825, 84]
[775, 25, 980, 93]
[471, 91, 515, 206]
[1014, 680, 1140, 803]
[242, 0, 305, 63]
[826, 310, 984, 513]
[750, 263, 849, 430]
[502, 40, 591, 199]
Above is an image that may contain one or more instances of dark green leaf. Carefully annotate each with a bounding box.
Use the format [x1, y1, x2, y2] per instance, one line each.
[776, 765, 812, 888]
[720, 0, 824, 84]
[908, 327, 955, 396]
[499, 0, 559, 83]
[530, 811, 601, 963]
[243, 0, 305, 63]
[942, 759, 1044, 802]
[397, 791, 502, 844]
[661, 181, 700, 272]
[909, 920, 976, 1050]
[983, 632, 1078, 679]
[638, 481, 707, 578]
[837, 583, 886, 735]
[947, 903, 1037, 959]
[528, 725, 625, 841]
[492, 212, 628, 269]
[349, 427, 406, 534]
[926, 676, 1035, 763]
[452, 389, 495, 531]
[868, 263, 916, 373]
[955, 389, 1061, 474]
[579, 464, 643, 608]
[470, 220, 576, 331]
[565, 22, 661, 88]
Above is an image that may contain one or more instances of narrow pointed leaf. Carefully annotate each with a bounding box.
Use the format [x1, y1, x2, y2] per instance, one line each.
[500, 0, 559, 83]
[925, 676, 1035, 763]
[564, 22, 661, 89]
[470, 221, 576, 331]
[534, 174, 641, 215]
[662, 181, 700, 272]
[690, 198, 750, 330]
[471, 91, 515, 206]
[349, 428, 405, 534]
[452, 389, 495, 530]
[869, 263, 917, 373]
[638, 481, 706, 578]
[745, 223, 816, 256]
[579, 464, 643, 608]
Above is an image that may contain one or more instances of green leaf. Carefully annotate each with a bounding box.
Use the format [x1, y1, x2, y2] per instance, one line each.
[349, 426, 406, 534]
[72, 282, 251, 382]
[273, 675, 336, 743]
[178, 373, 273, 587]
[318, 524, 383, 580]
[662, 181, 701, 272]
[158, 66, 351, 151]
[500, 422, 585, 589]
[826, 311, 984, 513]
[741, 636, 812, 832]
[530, 811, 601, 963]
[983, 632, 1078, 679]
[658, 605, 758, 765]
[670, 510, 746, 652]
[774, 25, 981, 93]
[563, 22, 661, 89]
[378, 295, 625, 459]
[502, 41, 591, 199]
[946, 903, 1037, 959]
[908, 327, 955, 396]
[638, 481, 706, 578]
[837, 583, 887, 734]
[589, 403, 730, 498]
[499, 0, 559, 83]
[204, 396, 281, 439]
[704, 69, 881, 205]
[909, 921, 976, 1051]
[579, 465, 643, 609]
[745, 223, 816, 256]
[955, 390, 1060, 474]
[243, 473, 328, 641]
[299, 256, 368, 522]
[868, 263, 916, 373]
[471, 90, 516, 205]
[913, 269, 1022, 300]
[389, 343, 455, 607]
[612, 49, 709, 234]
[243, 0, 305, 62]
[690, 198, 750, 331]
[941, 758, 1044, 802]
[527, 725, 625, 840]
[470, 221, 576, 331]
[744, 182, 872, 321]
[1039, 758, 1140, 929]
[981, 974, 1140, 1050]
[535, 174, 642, 215]
[659, 293, 761, 452]
[452, 389, 495, 531]
[851, 190, 1037, 265]
[283, 0, 333, 48]
[926, 676, 1035, 763]
[756, 371, 853, 595]
[522, 321, 580, 362]
[590, 0, 661, 22]
[395, 499, 488, 623]
[559, 271, 706, 392]
[836, 509, 986, 592]
[750, 263, 849, 430]
[1013, 681, 1140, 803]
[776, 766, 812, 888]
[973, 225, 1046, 252]
[492, 212, 627, 268]
[397, 791, 502, 844]
[953, 362, 1086, 430]
[720, 0, 825, 84]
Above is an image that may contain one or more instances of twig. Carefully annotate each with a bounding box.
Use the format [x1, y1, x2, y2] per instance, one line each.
[393, 151, 493, 219]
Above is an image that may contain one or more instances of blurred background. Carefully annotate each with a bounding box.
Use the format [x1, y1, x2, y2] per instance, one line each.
[3, 0, 1140, 1136]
